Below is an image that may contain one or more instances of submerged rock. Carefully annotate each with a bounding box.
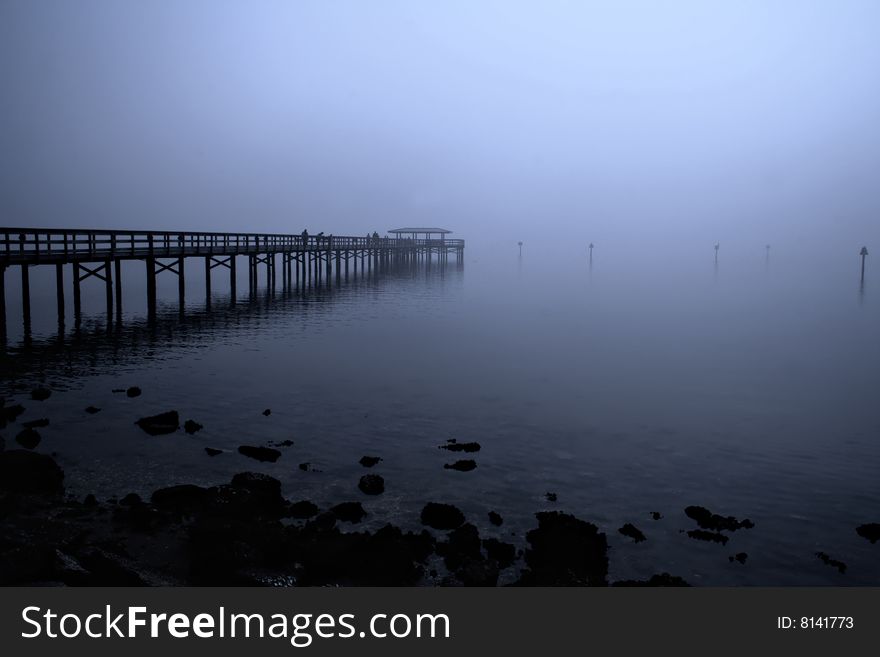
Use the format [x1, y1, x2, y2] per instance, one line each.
[856, 523, 880, 544]
[518, 511, 608, 586]
[729, 552, 748, 564]
[2, 404, 26, 423]
[23, 418, 49, 429]
[444, 459, 476, 472]
[298, 462, 310, 471]
[685, 505, 754, 532]
[150, 484, 210, 512]
[650, 511, 663, 520]
[15, 428, 41, 450]
[359, 456, 382, 468]
[331, 502, 367, 523]
[85, 406, 101, 414]
[0, 450, 64, 493]
[262, 409, 271, 416]
[488, 511, 504, 526]
[126, 387, 142, 398]
[287, 500, 319, 519]
[31, 387, 52, 401]
[613, 573, 690, 587]
[237, 445, 281, 463]
[135, 411, 180, 436]
[184, 420, 203, 435]
[439, 440, 481, 453]
[619, 523, 647, 543]
[119, 493, 142, 507]
[545, 492, 558, 502]
[686, 530, 729, 545]
[482, 538, 516, 568]
[204, 448, 223, 457]
[816, 552, 847, 574]
[358, 474, 385, 495]
[420, 503, 465, 530]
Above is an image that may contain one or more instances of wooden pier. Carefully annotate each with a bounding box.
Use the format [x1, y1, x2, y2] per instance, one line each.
[0, 227, 464, 333]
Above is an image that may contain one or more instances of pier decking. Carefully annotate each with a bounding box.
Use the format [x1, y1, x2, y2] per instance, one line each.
[0, 227, 464, 331]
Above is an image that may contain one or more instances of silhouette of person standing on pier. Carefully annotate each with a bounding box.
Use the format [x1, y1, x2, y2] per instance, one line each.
[301, 229, 308, 246]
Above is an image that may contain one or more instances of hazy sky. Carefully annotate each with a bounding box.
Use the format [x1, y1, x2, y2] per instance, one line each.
[2, 0, 879, 252]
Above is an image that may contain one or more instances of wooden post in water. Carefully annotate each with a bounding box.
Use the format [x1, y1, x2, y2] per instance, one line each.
[861, 246, 869, 283]
[178, 257, 185, 312]
[588, 242, 593, 263]
[230, 255, 237, 299]
[145, 258, 156, 317]
[114, 258, 122, 318]
[0, 265, 6, 336]
[73, 263, 82, 318]
[518, 241, 523, 257]
[714, 242, 720, 263]
[104, 258, 113, 318]
[20, 264, 30, 327]
[55, 263, 64, 325]
[205, 256, 212, 300]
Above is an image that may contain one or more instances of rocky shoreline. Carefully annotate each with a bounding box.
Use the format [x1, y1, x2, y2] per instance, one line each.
[0, 447, 688, 587]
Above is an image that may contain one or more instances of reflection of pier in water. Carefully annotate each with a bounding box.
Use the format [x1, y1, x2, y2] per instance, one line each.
[0, 227, 465, 338]
[0, 259, 463, 389]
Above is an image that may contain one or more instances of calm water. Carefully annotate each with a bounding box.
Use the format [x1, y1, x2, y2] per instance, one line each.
[2, 245, 878, 585]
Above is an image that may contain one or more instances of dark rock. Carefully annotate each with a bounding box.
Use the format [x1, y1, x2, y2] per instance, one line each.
[15, 427, 41, 449]
[23, 418, 49, 429]
[83, 494, 98, 507]
[619, 523, 647, 543]
[225, 472, 285, 516]
[816, 552, 847, 574]
[613, 573, 690, 587]
[287, 500, 319, 519]
[31, 387, 52, 401]
[2, 404, 26, 423]
[518, 511, 608, 586]
[204, 447, 223, 457]
[126, 386, 142, 398]
[0, 450, 64, 493]
[421, 502, 465, 530]
[651, 511, 663, 520]
[135, 410, 180, 436]
[76, 548, 150, 585]
[359, 456, 382, 468]
[151, 484, 210, 513]
[184, 419, 203, 434]
[729, 552, 748, 564]
[238, 445, 281, 463]
[330, 502, 367, 523]
[482, 538, 516, 568]
[686, 529, 729, 545]
[358, 474, 385, 495]
[119, 493, 142, 507]
[685, 505, 754, 532]
[856, 523, 880, 544]
[444, 459, 476, 472]
[298, 462, 313, 471]
[488, 511, 503, 526]
[262, 409, 271, 416]
[439, 441, 481, 453]
[85, 406, 101, 414]
[545, 492, 558, 502]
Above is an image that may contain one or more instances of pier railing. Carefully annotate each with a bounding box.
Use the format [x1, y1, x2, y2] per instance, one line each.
[0, 228, 464, 264]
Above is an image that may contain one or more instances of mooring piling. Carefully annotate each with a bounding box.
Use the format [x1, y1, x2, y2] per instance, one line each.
[860, 246, 868, 283]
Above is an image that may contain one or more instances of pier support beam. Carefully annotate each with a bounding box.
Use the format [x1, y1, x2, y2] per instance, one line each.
[55, 263, 64, 326]
[114, 259, 122, 319]
[177, 257, 185, 313]
[146, 257, 157, 317]
[21, 264, 31, 328]
[0, 265, 6, 338]
[105, 258, 113, 318]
